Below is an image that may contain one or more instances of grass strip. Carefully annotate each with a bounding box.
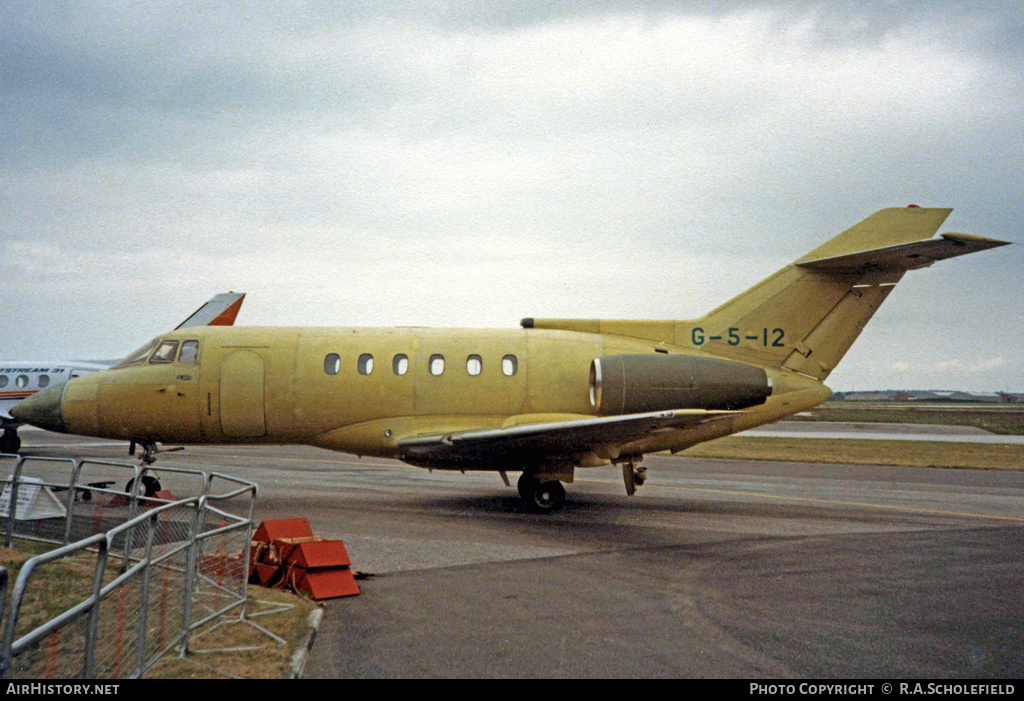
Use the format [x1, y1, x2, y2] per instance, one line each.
[793, 403, 1024, 435]
[0, 544, 317, 679]
[681, 437, 1024, 471]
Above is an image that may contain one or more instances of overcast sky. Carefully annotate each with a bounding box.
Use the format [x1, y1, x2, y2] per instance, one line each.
[1, 1, 1021, 392]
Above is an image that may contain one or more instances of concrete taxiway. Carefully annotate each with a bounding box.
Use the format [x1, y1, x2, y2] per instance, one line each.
[10, 428, 1024, 678]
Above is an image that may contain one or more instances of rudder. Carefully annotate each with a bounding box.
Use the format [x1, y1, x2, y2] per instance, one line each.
[692, 207, 1008, 380]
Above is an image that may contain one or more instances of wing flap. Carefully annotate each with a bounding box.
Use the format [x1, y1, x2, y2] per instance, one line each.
[398, 409, 734, 468]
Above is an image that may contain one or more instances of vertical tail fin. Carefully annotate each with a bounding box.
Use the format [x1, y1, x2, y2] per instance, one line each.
[694, 207, 1008, 379]
[175, 292, 247, 329]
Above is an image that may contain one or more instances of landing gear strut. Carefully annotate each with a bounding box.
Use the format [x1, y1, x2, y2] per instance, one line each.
[0, 428, 20, 455]
[621, 456, 646, 496]
[129, 439, 183, 465]
[130, 440, 161, 465]
[517, 471, 567, 514]
[125, 440, 177, 497]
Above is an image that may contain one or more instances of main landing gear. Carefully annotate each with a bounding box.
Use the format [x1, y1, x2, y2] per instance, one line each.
[514, 456, 647, 514]
[517, 472, 566, 514]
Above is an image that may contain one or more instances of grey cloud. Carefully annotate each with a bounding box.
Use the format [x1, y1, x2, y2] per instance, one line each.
[0, 1, 1020, 390]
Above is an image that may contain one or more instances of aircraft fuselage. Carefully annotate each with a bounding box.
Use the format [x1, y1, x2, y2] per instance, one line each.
[50, 325, 821, 467]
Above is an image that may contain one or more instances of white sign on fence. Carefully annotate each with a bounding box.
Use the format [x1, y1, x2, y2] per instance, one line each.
[0, 477, 68, 520]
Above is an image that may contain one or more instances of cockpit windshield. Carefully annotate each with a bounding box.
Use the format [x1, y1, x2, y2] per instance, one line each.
[111, 338, 161, 369]
[149, 340, 179, 364]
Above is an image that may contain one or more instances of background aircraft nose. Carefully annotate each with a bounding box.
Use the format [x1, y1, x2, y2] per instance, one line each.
[10, 383, 65, 433]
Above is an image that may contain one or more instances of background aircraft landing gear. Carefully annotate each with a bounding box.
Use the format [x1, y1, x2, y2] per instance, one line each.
[0, 428, 20, 454]
[517, 472, 566, 514]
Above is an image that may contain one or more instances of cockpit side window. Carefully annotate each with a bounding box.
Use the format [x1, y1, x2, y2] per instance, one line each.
[113, 338, 162, 369]
[179, 340, 199, 364]
[149, 340, 180, 364]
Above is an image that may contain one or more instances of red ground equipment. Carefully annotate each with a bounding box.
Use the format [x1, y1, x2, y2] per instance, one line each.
[249, 518, 360, 600]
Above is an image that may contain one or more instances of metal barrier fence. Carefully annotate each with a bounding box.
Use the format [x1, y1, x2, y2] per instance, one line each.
[0, 454, 258, 679]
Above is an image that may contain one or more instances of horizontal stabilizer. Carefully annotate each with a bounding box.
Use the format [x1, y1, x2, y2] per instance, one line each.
[796, 233, 1010, 273]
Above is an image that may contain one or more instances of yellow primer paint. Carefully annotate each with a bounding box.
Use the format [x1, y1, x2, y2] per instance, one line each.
[16, 208, 1009, 510]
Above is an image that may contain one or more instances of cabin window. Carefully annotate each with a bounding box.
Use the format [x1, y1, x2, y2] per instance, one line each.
[429, 354, 445, 376]
[358, 354, 374, 375]
[16, 375, 28, 388]
[150, 340, 179, 364]
[179, 340, 199, 364]
[502, 354, 518, 376]
[324, 353, 340, 375]
[0, 376, 6, 388]
[393, 354, 409, 375]
[466, 354, 482, 376]
[38, 375, 49, 388]
[113, 338, 161, 369]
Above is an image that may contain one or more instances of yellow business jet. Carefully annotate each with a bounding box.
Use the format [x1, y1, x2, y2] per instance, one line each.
[12, 208, 1009, 512]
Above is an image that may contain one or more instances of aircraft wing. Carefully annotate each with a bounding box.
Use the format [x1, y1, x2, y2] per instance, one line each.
[398, 409, 734, 469]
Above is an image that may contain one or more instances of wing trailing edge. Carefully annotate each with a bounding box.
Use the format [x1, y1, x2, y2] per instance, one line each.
[397, 409, 735, 469]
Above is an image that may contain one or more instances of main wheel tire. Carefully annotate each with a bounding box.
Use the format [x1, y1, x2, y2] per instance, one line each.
[529, 480, 566, 514]
[517, 472, 539, 500]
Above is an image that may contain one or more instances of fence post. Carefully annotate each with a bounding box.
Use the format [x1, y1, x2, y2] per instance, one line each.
[131, 511, 160, 678]
[178, 496, 207, 657]
[82, 538, 110, 678]
[121, 465, 143, 574]
[3, 457, 26, 547]
[0, 568, 8, 679]
[64, 459, 85, 546]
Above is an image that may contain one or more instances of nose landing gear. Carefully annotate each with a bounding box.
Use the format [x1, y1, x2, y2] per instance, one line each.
[129, 439, 184, 465]
[126, 439, 182, 497]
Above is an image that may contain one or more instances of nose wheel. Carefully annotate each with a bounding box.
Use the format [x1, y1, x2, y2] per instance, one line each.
[126, 474, 163, 498]
[517, 472, 566, 514]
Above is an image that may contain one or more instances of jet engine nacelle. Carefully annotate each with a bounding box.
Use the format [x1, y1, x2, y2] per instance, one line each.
[589, 354, 771, 415]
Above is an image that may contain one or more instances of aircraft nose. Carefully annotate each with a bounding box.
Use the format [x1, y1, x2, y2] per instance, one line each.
[10, 383, 65, 433]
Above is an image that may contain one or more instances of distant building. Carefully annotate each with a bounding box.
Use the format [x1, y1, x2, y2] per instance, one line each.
[833, 390, 1022, 403]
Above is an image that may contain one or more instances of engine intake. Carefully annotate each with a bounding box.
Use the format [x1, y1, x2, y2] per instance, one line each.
[590, 354, 771, 415]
